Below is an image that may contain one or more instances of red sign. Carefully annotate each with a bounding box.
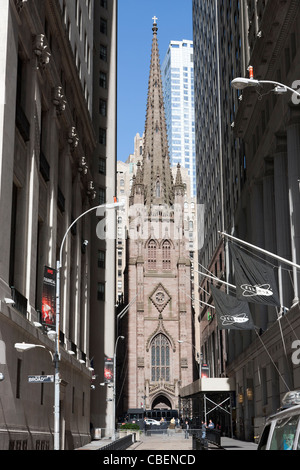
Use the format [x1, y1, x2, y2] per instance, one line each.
[104, 356, 114, 383]
[42, 266, 56, 326]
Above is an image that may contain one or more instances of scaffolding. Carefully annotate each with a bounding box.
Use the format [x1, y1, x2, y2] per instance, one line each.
[180, 377, 235, 436]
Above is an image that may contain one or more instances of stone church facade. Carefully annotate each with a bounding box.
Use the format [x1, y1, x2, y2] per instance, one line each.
[120, 19, 194, 414]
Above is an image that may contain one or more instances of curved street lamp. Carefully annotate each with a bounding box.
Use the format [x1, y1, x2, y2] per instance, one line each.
[14, 342, 53, 357]
[231, 77, 300, 99]
[52, 201, 123, 450]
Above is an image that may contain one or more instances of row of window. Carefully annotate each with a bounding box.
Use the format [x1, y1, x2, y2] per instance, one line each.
[148, 240, 171, 270]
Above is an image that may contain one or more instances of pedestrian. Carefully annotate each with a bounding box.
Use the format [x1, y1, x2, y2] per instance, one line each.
[201, 421, 207, 439]
[184, 420, 189, 439]
[208, 419, 214, 429]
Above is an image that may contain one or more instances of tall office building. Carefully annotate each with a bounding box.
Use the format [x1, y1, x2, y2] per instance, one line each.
[162, 40, 196, 197]
[89, 0, 118, 437]
[0, 0, 117, 449]
[191, 0, 245, 385]
[189, 0, 300, 442]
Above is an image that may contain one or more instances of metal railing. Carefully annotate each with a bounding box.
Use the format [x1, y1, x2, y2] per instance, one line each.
[98, 433, 136, 451]
[192, 429, 221, 450]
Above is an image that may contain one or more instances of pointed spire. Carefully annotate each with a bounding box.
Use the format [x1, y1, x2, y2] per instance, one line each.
[174, 163, 183, 187]
[174, 163, 185, 199]
[141, 18, 174, 207]
[135, 160, 143, 184]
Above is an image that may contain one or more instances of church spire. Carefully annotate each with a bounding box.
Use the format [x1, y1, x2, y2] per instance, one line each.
[141, 17, 174, 207]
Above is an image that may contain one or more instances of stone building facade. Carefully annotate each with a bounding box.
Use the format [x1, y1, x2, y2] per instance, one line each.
[119, 19, 194, 415]
[0, 0, 117, 449]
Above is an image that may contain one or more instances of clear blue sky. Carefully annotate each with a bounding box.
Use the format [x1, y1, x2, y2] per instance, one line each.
[117, 0, 193, 162]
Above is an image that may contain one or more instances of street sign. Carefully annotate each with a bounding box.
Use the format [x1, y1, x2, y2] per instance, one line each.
[28, 375, 54, 383]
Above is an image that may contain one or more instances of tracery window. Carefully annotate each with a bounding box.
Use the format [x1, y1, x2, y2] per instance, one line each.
[148, 239, 157, 269]
[151, 334, 170, 382]
[162, 240, 171, 270]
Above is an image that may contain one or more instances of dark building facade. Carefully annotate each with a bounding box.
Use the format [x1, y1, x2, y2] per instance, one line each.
[192, 0, 300, 441]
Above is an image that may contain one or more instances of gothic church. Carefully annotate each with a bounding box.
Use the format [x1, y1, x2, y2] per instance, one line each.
[121, 18, 194, 414]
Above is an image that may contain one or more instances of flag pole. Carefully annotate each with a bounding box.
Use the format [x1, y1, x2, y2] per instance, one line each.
[219, 231, 300, 270]
[194, 268, 236, 290]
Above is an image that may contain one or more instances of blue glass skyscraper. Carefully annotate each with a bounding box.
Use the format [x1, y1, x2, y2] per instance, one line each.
[162, 40, 196, 197]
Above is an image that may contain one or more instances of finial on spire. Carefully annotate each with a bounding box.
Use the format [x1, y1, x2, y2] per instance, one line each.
[152, 16, 158, 33]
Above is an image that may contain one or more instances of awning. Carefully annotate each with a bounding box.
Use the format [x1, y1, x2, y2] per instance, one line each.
[180, 377, 235, 398]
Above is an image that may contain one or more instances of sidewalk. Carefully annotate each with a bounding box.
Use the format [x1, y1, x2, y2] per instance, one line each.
[76, 432, 258, 451]
[220, 436, 258, 450]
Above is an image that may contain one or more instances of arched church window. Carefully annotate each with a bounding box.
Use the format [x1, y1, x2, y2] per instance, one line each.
[148, 239, 157, 269]
[162, 240, 171, 270]
[151, 334, 170, 382]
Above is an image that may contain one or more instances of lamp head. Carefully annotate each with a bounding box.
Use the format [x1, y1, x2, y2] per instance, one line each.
[231, 77, 259, 90]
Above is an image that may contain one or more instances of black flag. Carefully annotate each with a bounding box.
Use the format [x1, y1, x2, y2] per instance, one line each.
[229, 243, 280, 307]
[211, 285, 255, 330]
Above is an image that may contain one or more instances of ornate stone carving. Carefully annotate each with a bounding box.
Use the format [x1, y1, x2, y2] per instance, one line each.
[52, 86, 66, 115]
[150, 283, 170, 312]
[68, 127, 79, 151]
[33, 34, 51, 69]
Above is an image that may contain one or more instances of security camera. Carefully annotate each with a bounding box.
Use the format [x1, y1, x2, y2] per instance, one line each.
[0, 372, 4, 381]
[83, 240, 89, 246]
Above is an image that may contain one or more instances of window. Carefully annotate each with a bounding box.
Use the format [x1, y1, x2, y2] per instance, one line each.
[99, 99, 107, 116]
[269, 416, 300, 450]
[99, 72, 107, 88]
[98, 187, 106, 205]
[100, 44, 107, 61]
[79, 8, 82, 38]
[99, 127, 106, 145]
[97, 282, 105, 301]
[162, 240, 171, 270]
[148, 240, 157, 270]
[98, 250, 105, 268]
[100, 17, 107, 35]
[156, 181, 160, 197]
[16, 359, 22, 399]
[98, 157, 106, 174]
[151, 334, 170, 382]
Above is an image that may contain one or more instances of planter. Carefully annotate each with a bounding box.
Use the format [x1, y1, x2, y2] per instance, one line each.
[119, 430, 141, 441]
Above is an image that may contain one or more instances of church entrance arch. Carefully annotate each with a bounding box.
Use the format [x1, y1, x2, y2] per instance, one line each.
[151, 394, 172, 410]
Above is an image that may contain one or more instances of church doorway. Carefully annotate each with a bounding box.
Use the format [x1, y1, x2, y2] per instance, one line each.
[151, 394, 172, 410]
[146, 394, 178, 422]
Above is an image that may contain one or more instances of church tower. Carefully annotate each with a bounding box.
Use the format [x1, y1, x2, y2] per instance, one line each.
[122, 18, 194, 415]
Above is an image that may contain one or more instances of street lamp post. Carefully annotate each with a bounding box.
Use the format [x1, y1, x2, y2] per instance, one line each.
[112, 335, 124, 441]
[54, 201, 123, 450]
[231, 76, 300, 99]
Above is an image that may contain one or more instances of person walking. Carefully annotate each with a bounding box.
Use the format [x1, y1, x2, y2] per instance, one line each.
[208, 419, 215, 429]
[201, 421, 207, 439]
[184, 420, 189, 439]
